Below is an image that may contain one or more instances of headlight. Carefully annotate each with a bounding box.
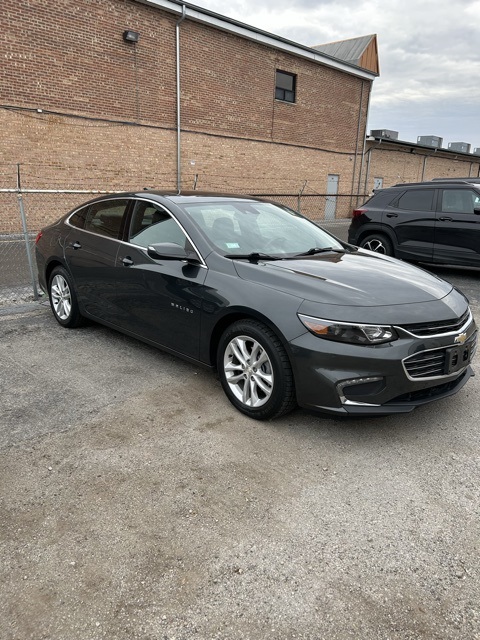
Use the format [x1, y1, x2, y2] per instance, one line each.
[298, 314, 398, 345]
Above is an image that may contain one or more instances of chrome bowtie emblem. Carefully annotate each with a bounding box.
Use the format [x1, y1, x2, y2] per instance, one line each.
[454, 332, 467, 345]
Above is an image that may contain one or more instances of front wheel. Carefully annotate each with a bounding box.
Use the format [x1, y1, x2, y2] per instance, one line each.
[48, 266, 84, 328]
[217, 319, 296, 420]
[359, 233, 394, 256]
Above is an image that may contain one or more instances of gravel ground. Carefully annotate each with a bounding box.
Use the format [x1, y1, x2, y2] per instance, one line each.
[1, 266, 479, 640]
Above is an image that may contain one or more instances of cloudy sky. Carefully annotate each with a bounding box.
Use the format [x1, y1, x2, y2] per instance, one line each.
[191, 0, 480, 150]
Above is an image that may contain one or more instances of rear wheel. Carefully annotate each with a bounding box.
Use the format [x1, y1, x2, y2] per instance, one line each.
[217, 319, 296, 420]
[48, 266, 84, 328]
[359, 233, 394, 256]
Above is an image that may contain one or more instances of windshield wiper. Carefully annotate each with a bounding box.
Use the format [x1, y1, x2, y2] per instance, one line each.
[224, 252, 281, 261]
[293, 247, 345, 257]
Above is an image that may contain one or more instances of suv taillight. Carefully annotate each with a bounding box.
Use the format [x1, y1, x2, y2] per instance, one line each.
[35, 231, 43, 244]
[352, 208, 367, 218]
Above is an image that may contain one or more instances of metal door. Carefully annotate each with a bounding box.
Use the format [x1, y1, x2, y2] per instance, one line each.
[325, 174, 339, 220]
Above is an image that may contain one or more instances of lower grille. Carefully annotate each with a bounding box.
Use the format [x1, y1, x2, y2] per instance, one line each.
[403, 333, 476, 380]
[404, 350, 446, 378]
[389, 371, 469, 404]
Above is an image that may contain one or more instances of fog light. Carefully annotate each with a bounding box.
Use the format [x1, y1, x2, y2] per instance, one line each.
[336, 376, 384, 406]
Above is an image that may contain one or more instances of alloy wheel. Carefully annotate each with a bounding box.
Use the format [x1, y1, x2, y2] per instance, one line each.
[51, 274, 72, 320]
[223, 335, 274, 407]
[363, 238, 387, 253]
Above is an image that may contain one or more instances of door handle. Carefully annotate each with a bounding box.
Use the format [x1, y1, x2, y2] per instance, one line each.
[386, 213, 398, 218]
[122, 256, 134, 266]
[439, 217, 452, 222]
[70, 241, 82, 250]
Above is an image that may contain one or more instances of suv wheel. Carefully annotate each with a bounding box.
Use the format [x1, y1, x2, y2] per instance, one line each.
[359, 234, 394, 256]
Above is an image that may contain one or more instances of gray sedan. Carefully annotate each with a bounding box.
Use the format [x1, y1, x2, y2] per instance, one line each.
[35, 191, 477, 420]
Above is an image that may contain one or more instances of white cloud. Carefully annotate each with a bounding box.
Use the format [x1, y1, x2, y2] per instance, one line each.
[191, 0, 480, 147]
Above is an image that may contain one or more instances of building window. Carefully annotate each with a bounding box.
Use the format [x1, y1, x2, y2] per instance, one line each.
[275, 70, 296, 103]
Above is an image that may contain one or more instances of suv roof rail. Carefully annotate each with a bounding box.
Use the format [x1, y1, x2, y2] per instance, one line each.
[393, 178, 480, 187]
[392, 181, 437, 187]
[431, 177, 480, 183]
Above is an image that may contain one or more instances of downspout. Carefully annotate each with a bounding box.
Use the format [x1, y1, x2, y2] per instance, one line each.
[356, 81, 372, 204]
[350, 80, 365, 211]
[364, 147, 373, 195]
[176, 5, 186, 193]
[364, 139, 382, 195]
[421, 149, 436, 181]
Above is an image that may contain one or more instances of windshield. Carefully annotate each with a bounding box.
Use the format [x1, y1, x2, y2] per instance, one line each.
[178, 200, 344, 257]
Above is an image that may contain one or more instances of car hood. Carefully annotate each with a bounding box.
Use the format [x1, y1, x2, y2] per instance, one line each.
[233, 251, 453, 306]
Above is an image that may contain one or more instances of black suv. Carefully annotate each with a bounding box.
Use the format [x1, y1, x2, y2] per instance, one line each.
[348, 178, 480, 267]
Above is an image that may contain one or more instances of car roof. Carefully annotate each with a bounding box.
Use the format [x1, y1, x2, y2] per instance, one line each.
[66, 190, 271, 212]
[76, 190, 265, 206]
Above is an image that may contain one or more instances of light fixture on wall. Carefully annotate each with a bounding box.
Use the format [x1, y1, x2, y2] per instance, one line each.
[123, 30, 140, 43]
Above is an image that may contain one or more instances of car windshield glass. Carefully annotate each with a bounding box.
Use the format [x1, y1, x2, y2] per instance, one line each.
[178, 200, 344, 257]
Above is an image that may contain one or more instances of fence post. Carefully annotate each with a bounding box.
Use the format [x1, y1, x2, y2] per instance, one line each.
[298, 181, 307, 214]
[17, 193, 39, 300]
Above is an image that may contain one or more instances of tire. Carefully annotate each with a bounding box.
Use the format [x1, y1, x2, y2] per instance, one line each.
[217, 319, 296, 420]
[359, 233, 394, 256]
[48, 266, 84, 328]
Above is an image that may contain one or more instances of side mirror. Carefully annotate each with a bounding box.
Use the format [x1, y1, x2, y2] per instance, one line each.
[147, 242, 200, 263]
[474, 207, 480, 216]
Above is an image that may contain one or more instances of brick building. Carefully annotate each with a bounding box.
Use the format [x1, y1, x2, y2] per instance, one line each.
[1, 0, 378, 231]
[363, 134, 480, 193]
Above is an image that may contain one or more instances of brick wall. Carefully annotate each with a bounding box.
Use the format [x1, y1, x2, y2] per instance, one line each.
[1, 0, 371, 231]
[179, 19, 369, 153]
[363, 143, 480, 194]
[1, 0, 177, 124]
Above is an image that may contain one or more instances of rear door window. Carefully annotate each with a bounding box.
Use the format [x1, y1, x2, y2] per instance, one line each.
[440, 189, 478, 214]
[84, 199, 129, 239]
[394, 189, 435, 211]
[69, 205, 90, 229]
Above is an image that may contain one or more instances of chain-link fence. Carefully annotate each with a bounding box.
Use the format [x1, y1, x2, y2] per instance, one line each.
[0, 189, 114, 307]
[0, 188, 352, 308]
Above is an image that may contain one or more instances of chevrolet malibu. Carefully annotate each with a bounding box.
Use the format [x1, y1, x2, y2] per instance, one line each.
[35, 191, 477, 420]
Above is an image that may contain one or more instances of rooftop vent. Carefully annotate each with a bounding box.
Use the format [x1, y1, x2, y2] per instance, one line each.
[473, 148, 480, 157]
[417, 136, 443, 148]
[448, 142, 471, 153]
[370, 129, 398, 139]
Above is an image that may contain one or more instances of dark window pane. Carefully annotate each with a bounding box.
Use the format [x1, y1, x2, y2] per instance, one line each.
[69, 205, 89, 229]
[84, 199, 129, 238]
[276, 71, 294, 91]
[275, 70, 296, 103]
[397, 189, 434, 212]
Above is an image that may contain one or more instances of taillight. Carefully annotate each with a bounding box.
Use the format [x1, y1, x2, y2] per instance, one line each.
[35, 231, 43, 244]
[352, 208, 367, 218]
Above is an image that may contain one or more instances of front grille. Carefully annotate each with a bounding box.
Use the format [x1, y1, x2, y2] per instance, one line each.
[399, 310, 471, 337]
[403, 333, 476, 380]
[404, 350, 447, 378]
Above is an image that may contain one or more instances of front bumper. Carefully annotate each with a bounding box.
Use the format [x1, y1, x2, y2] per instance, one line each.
[289, 328, 477, 416]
